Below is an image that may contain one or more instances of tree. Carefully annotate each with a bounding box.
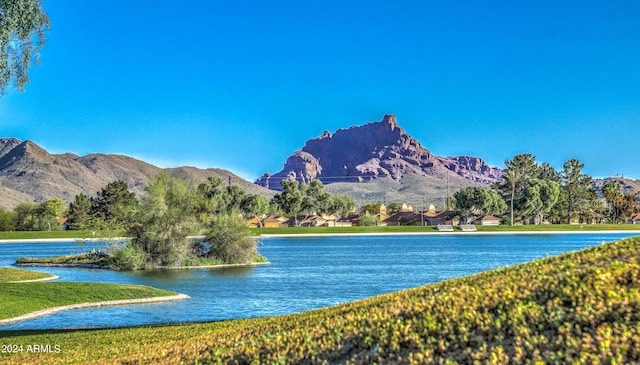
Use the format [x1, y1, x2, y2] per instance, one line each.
[501, 168, 521, 226]
[0, 206, 15, 231]
[92, 180, 138, 227]
[67, 194, 93, 230]
[602, 181, 623, 223]
[0, 0, 50, 94]
[272, 180, 304, 225]
[204, 214, 257, 264]
[386, 202, 402, 215]
[12, 199, 61, 231]
[196, 176, 228, 222]
[560, 159, 593, 224]
[126, 173, 198, 268]
[329, 195, 356, 219]
[240, 194, 269, 227]
[454, 186, 507, 224]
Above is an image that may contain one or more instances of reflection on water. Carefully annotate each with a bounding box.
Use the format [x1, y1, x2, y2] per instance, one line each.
[0, 233, 637, 330]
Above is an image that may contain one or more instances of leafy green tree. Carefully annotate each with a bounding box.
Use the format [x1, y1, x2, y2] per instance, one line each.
[534, 179, 560, 224]
[126, 173, 198, 268]
[560, 159, 594, 224]
[0, 206, 15, 230]
[13, 199, 61, 231]
[196, 176, 227, 222]
[272, 180, 304, 225]
[240, 194, 269, 227]
[91, 180, 138, 227]
[454, 186, 506, 224]
[67, 194, 93, 230]
[360, 202, 382, 215]
[224, 184, 247, 214]
[0, 0, 50, 94]
[499, 154, 562, 225]
[204, 214, 257, 264]
[602, 181, 623, 223]
[386, 202, 402, 215]
[329, 195, 356, 218]
[357, 215, 379, 226]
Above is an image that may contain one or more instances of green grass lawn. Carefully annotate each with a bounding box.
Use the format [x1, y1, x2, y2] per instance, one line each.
[2, 236, 639, 364]
[0, 267, 56, 283]
[0, 230, 122, 240]
[0, 281, 178, 320]
[1, 224, 639, 242]
[251, 223, 640, 235]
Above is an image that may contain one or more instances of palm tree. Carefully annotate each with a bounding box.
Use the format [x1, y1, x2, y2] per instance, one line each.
[502, 169, 521, 226]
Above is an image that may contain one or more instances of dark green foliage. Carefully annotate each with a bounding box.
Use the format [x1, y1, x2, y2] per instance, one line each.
[91, 180, 138, 227]
[454, 186, 507, 224]
[0, 0, 50, 94]
[560, 159, 595, 223]
[271, 180, 356, 225]
[12, 199, 62, 231]
[67, 193, 92, 230]
[126, 173, 198, 268]
[357, 215, 379, 226]
[204, 214, 257, 264]
[0, 206, 15, 231]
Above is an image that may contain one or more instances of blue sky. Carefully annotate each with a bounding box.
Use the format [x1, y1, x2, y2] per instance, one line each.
[1, 0, 639, 180]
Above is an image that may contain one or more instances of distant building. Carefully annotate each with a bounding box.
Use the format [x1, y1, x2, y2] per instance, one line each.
[474, 215, 502, 226]
[263, 216, 290, 228]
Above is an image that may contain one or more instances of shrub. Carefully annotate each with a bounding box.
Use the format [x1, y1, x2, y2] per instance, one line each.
[109, 244, 146, 270]
[205, 214, 257, 264]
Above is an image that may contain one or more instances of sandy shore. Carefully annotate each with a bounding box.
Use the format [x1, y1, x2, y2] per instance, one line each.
[0, 293, 190, 325]
[8, 274, 60, 283]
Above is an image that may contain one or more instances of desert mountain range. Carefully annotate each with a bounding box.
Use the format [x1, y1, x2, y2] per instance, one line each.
[2, 115, 638, 209]
[0, 138, 274, 209]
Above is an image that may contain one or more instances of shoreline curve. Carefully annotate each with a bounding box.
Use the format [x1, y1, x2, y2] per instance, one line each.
[0, 293, 190, 325]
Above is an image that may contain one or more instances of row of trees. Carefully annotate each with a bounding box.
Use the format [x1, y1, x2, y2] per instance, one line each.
[454, 154, 639, 225]
[272, 180, 356, 226]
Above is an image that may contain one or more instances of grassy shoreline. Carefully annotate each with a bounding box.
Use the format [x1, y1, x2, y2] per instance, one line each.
[1, 224, 640, 242]
[0, 281, 181, 322]
[0, 267, 57, 283]
[2, 236, 640, 363]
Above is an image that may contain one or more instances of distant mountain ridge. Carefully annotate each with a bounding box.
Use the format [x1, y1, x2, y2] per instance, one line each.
[0, 138, 274, 208]
[256, 115, 503, 191]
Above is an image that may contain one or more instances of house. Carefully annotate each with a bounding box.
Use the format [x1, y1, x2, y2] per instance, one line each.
[474, 215, 502, 226]
[300, 215, 329, 227]
[263, 216, 290, 228]
[58, 217, 70, 230]
[382, 211, 422, 226]
[246, 216, 265, 228]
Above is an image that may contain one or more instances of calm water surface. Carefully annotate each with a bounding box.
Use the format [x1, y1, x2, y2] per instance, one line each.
[0, 233, 637, 330]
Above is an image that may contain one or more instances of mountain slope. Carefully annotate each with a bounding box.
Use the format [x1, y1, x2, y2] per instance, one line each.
[255, 115, 502, 199]
[0, 138, 274, 208]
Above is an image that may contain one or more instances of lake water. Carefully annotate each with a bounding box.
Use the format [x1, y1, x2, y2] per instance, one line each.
[0, 233, 637, 330]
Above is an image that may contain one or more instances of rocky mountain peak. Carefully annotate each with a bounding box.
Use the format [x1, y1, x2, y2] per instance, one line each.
[0, 138, 22, 159]
[256, 115, 502, 190]
[381, 114, 398, 129]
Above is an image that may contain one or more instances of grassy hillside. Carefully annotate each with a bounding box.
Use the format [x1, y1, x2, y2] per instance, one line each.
[2, 236, 640, 364]
[324, 173, 481, 206]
